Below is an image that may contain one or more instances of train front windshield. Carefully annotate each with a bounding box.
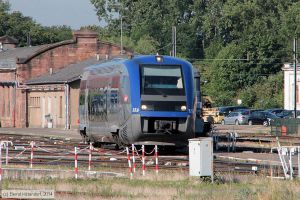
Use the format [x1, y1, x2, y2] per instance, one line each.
[140, 65, 185, 96]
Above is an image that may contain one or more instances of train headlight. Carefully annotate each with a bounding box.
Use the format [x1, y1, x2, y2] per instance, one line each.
[155, 54, 163, 62]
[181, 105, 187, 111]
[141, 105, 148, 110]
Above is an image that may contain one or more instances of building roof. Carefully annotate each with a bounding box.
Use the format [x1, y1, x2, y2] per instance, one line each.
[282, 63, 300, 71]
[26, 58, 102, 85]
[0, 45, 47, 69]
[0, 36, 18, 44]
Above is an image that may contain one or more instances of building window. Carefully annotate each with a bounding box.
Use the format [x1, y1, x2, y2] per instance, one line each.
[29, 97, 40, 107]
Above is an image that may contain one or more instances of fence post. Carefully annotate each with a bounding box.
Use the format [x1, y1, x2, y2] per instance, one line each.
[142, 145, 145, 176]
[126, 147, 132, 179]
[30, 141, 34, 168]
[0, 141, 13, 166]
[290, 148, 294, 180]
[132, 144, 136, 173]
[88, 143, 92, 171]
[155, 145, 158, 174]
[5, 143, 8, 166]
[74, 147, 78, 179]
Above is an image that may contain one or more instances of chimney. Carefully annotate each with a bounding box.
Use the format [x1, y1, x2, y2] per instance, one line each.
[72, 29, 98, 45]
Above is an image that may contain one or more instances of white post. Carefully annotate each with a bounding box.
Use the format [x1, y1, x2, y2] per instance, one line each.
[126, 147, 132, 179]
[88, 143, 92, 171]
[132, 144, 136, 173]
[75, 147, 78, 179]
[155, 145, 158, 175]
[5, 144, 8, 166]
[142, 145, 145, 176]
[30, 142, 34, 168]
[290, 148, 293, 180]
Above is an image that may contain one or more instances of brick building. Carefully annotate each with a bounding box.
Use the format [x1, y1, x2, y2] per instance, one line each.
[283, 63, 300, 110]
[0, 29, 131, 128]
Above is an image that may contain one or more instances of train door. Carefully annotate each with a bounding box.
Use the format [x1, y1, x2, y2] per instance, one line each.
[79, 78, 88, 133]
[119, 68, 131, 123]
[107, 73, 120, 133]
[87, 73, 110, 136]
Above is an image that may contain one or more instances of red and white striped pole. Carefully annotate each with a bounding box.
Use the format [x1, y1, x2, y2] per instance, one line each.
[88, 143, 92, 171]
[30, 142, 34, 168]
[142, 145, 145, 176]
[74, 147, 78, 179]
[0, 143, 2, 181]
[132, 144, 136, 173]
[155, 145, 158, 174]
[5, 144, 8, 166]
[126, 147, 133, 178]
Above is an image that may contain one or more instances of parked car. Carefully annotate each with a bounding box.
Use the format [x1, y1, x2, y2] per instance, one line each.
[277, 110, 300, 118]
[248, 111, 279, 126]
[221, 110, 250, 125]
[265, 108, 285, 116]
[218, 106, 248, 117]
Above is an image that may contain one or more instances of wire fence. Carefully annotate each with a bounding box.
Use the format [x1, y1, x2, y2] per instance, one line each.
[271, 118, 300, 136]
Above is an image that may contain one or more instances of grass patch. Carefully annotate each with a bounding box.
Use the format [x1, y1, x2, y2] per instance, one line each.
[2, 172, 300, 200]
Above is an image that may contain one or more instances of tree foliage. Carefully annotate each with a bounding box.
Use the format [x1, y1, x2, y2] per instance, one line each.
[0, 1, 72, 46]
[1, 0, 298, 109]
[89, 0, 298, 108]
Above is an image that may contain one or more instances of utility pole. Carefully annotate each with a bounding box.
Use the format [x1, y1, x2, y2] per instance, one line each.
[294, 37, 298, 118]
[120, 14, 123, 55]
[27, 33, 31, 47]
[172, 26, 176, 57]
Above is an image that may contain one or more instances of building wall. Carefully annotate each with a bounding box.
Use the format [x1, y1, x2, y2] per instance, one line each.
[16, 39, 124, 82]
[0, 71, 16, 127]
[28, 87, 65, 128]
[283, 65, 300, 110]
[0, 30, 130, 128]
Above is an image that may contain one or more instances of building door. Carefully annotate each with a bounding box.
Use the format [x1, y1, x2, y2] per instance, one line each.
[28, 94, 42, 127]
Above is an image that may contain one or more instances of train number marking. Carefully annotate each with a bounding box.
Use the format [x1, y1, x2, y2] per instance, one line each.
[132, 108, 140, 112]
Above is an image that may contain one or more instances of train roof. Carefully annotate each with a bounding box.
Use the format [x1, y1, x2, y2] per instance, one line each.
[85, 55, 193, 71]
[26, 55, 195, 85]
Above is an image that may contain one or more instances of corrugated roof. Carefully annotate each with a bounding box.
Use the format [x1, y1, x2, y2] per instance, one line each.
[0, 45, 47, 69]
[26, 58, 101, 85]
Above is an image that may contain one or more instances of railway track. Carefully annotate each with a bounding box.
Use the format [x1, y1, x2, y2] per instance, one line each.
[0, 132, 294, 177]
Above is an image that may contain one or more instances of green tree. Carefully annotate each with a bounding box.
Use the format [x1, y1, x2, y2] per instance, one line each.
[90, 0, 200, 57]
[239, 73, 283, 108]
[0, 1, 72, 46]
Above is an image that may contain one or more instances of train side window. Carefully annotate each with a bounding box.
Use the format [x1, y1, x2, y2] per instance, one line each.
[121, 75, 130, 103]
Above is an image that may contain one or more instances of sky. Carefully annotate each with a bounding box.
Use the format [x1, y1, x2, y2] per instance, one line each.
[7, 0, 102, 29]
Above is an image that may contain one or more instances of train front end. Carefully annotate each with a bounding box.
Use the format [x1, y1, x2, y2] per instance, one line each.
[123, 55, 196, 147]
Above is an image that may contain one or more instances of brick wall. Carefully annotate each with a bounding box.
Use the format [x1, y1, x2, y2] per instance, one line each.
[1, 29, 130, 128]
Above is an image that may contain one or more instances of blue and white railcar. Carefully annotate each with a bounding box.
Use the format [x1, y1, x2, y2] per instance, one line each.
[79, 55, 202, 147]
